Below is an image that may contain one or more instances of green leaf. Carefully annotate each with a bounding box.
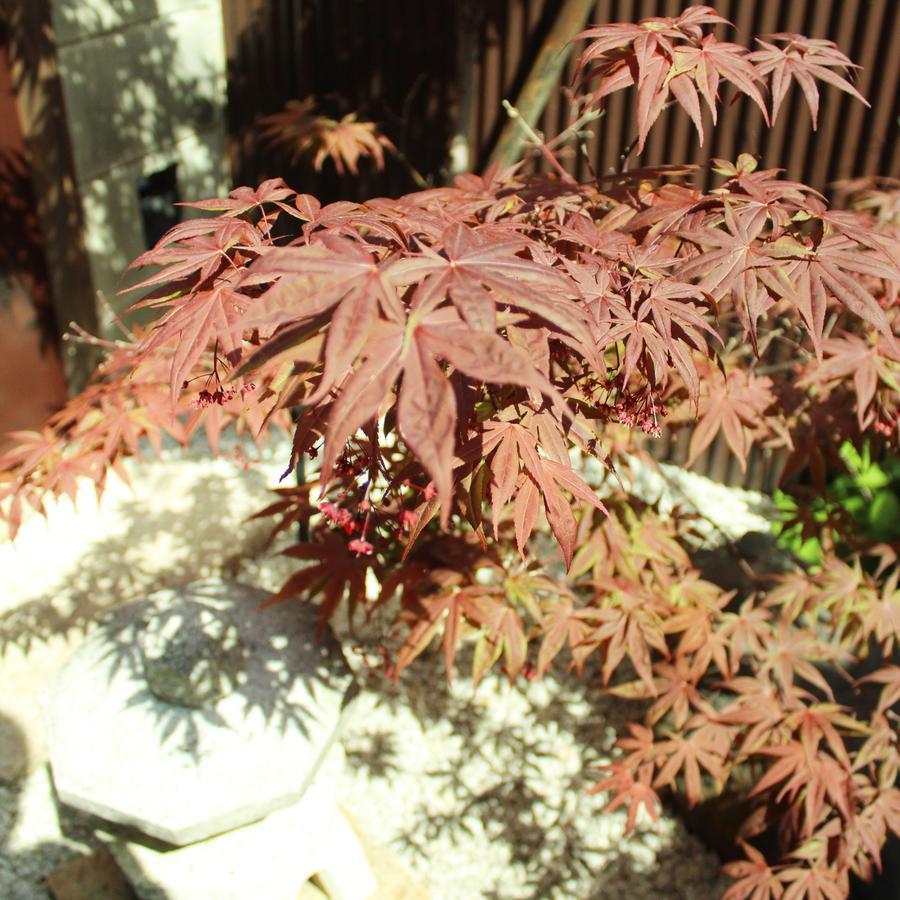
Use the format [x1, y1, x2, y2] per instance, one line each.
[868, 491, 900, 540]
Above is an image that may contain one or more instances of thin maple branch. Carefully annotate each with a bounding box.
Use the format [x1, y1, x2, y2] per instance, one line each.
[546, 104, 603, 180]
[96, 290, 136, 343]
[499, 100, 575, 183]
[488, 0, 595, 168]
[389, 146, 430, 190]
[62, 321, 135, 350]
[545, 106, 604, 152]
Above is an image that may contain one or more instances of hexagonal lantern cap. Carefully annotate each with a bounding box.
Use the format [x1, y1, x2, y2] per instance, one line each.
[45, 579, 356, 846]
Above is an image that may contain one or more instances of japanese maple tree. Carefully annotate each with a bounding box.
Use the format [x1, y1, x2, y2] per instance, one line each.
[2, 7, 898, 897]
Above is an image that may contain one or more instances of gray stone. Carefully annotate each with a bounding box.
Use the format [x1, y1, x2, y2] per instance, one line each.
[45, 580, 357, 846]
[140, 597, 245, 709]
[104, 746, 376, 900]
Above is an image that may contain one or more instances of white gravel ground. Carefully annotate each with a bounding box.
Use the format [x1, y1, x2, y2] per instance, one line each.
[0, 434, 754, 898]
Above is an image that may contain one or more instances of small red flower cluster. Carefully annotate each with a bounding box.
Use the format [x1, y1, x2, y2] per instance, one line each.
[401, 478, 437, 503]
[397, 509, 418, 532]
[191, 382, 256, 409]
[319, 500, 357, 534]
[347, 537, 374, 555]
[609, 391, 667, 437]
[319, 499, 375, 555]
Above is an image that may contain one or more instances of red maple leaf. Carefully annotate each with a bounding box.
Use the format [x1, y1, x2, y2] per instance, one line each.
[587, 761, 661, 833]
[748, 34, 868, 127]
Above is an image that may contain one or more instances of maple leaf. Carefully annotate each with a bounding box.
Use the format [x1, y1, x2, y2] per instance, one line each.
[123, 219, 258, 293]
[597, 288, 715, 410]
[718, 598, 775, 678]
[260, 98, 395, 174]
[653, 716, 732, 808]
[396, 331, 458, 522]
[782, 703, 867, 769]
[715, 673, 795, 760]
[393, 584, 496, 680]
[846, 566, 899, 656]
[859, 665, 900, 716]
[573, 9, 766, 152]
[800, 333, 900, 429]
[386, 223, 599, 361]
[687, 367, 776, 472]
[485, 420, 607, 567]
[778, 861, 848, 900]
[613, 722, 661, 771]
[748, 34, 869, 128]
[760, 621, 849, 700]
[723, 840, 785, 900]
[138, 281, 253, 405]
[625, 183, 709, 240]
[464, 593, 528, 686]
[248, 234, 402, 337]
[667, 35, 770, 142]
[312, 308, 564, 528]
[851, 711, 898, 782]
[178, 178, 295, 217]
[534, 591, 598, 676]
[762, 235, 898, 359]
[0, 427, 64, 475]
[588, 579, 670, 694]
[78, 394, 163, 460]
[587, 761, 661, 833]
[751, 740, 853, 835]
[847, 787, 900, 874]
[613, 655, 718, 728]
[265, 532, 371, 638]
[663, 585, 732, 679]
[677, 202, 780, 353]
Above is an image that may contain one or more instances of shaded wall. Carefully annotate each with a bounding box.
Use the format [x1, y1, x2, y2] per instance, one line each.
[0, 29, 68, 438]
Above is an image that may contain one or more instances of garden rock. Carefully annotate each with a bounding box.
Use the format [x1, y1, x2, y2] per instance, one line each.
[47, 847, 135, 900]
[104, 747, 377, 900]
[45, 579, 357, 846]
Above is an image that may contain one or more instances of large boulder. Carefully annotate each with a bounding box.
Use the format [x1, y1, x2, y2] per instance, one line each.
[45, 579, 357, 846]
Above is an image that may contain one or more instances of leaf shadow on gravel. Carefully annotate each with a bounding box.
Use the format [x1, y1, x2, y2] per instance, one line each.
[337, 642, 728, 900]
[0, 470, 273, 656]
[0, 462, 324, 770]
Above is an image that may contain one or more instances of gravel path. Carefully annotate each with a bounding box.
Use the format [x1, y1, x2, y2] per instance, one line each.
[0, 435, 756, 898]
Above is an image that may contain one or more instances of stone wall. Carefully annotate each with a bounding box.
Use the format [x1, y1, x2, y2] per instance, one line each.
[48, 0, 230, 333]
[7, 0, 230, 389]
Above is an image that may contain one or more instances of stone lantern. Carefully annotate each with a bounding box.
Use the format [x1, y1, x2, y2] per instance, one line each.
[45, 579, 375, 899]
